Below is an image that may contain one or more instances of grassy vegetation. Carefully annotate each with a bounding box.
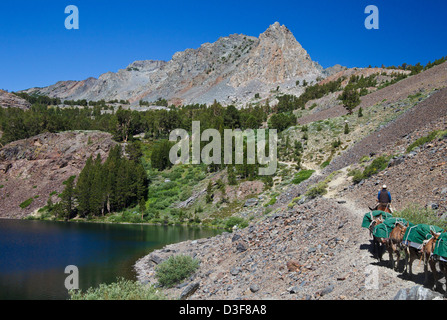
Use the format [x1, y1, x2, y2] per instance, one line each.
[264, 193, 278, 207]
[155, 255, 200, 288]
[394, 204, 447, 230]
[69, 278, 166, 300]
[19, 198, 34, 209]
[406, 129, 447, 153]
[350, 155, 391, 184]
[223, 216, 249, 230]
[291, 169, 315, 185]
[305, 181, 328, 199]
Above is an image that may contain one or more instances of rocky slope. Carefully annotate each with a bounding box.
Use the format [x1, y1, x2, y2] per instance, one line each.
[23, 22, 325, 107]
[0, 131, 117, 218]
[299, 61, 447, 125]
[134, 62, 447, 300]
[0, 90, 31, 110]
[135, 130, 447, 300]
[135, 195, 444, 300]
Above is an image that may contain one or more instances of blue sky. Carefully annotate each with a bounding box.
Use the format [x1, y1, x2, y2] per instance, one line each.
[1, 0, 446, 92]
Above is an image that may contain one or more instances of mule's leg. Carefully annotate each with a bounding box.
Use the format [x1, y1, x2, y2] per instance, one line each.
[408, 249, 417, 279]
[403, 247, 413, 278]
[377, 241, 384, 262]
[429, 259, 440, 291]
[388, 246, 394, 269]
[395, 248, 401, 272]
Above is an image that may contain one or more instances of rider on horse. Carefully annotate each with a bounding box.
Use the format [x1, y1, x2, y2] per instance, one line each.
[374, 185, 393, 213]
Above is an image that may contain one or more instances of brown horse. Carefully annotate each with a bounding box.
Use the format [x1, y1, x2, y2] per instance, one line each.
[425, 230, 446, 291]
[369, 203, 392, 213]
[404, 230, 447, 289]
[386, 222, 409, 271]
[369, 215, 383, 237]
[371, 217, 386, 261]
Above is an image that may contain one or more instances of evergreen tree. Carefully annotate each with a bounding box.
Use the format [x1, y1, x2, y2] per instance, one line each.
[75, 156, 94, 218]
[339, 86, 361, 115]
[344, 123, 350, 134]
[358, 107, 363, 118]
[59, 175, 76, 220]
[89, 154, 105, 216]
[139, 197, 146, 221]
[206, 181, 213, 203]
[151, 140, 173, 171]
[228, 165, 237, 185]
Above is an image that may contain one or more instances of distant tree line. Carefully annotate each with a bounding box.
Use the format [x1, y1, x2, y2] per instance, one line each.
[374, 55, 447, 76]
[0, 100, 268, 145]
[275, 78, 343, 113]
[14, 92, 62, 105]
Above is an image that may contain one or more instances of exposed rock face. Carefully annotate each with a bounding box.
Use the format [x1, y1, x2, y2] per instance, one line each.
[0, 90, 31, 110]
[229, 22, 322, 87]
[0, 131, 117, 218]
[23, 22, 325, 106]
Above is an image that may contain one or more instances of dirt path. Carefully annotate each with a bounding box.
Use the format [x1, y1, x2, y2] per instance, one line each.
[321, 167, 441, 299]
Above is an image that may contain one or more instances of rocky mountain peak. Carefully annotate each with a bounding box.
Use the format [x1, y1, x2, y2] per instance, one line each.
[260, 22, 293, 41]
[22, 22, 324, 106]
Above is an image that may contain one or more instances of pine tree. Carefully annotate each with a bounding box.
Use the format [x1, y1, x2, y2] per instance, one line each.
[139, 197, 146, 221]
[75, 156, 93, 218]
[358, 107, 363, 118]
[60, 175, 76, 220]
[339, 86, 361, 115]
[89, 154, 105, 216]
[206, 181, 213, 203]
[344, 123, 350, 134]
[228, 165, 237, 185]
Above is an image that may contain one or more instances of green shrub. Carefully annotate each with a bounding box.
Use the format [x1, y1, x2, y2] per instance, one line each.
[351, 170, 364, 184]
[394, 204, 447, 229]
[359, 155, 370, 163]
[320, 160, 330, 169]
[155, 255, 200, 288]
[19, 198, 34, 209]
[292, 169, 315, 185]
[331, 138, 342, 149]
[224, 216, 248, 230]
[344, 123, 350, 134]
[264, 195, 277, 207]
[350, 156, 390, 184]
[362, 156, 390, 179]
[69, 277, 165, 300]
[305, 181, 328, 199]
[406, 130, 439, 153]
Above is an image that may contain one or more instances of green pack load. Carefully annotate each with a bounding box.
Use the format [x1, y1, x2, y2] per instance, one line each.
[402, 224, 445, 249]
[433, 232, 447, 260]
[372, 217, 413, 239]
[361, 210, 393, 229]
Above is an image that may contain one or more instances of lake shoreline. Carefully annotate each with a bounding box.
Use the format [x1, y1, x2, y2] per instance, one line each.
[0, 219, 222, 299]
[0, 215, 226, 231]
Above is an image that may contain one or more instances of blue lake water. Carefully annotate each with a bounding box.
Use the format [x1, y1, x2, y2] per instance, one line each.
[0, 219, 221, 300]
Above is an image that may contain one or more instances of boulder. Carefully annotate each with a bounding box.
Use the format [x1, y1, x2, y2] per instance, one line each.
[394, 285, 443, 300]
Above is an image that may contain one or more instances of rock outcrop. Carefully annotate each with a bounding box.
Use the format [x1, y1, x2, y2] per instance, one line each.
[0, 131, 117, 218]
[0, 90, 31, 110]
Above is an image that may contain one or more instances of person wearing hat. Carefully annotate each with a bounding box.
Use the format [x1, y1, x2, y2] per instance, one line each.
[375, 185, 392, 212]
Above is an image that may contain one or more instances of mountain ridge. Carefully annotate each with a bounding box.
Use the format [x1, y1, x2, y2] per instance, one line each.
[23, 22, 332, 106]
